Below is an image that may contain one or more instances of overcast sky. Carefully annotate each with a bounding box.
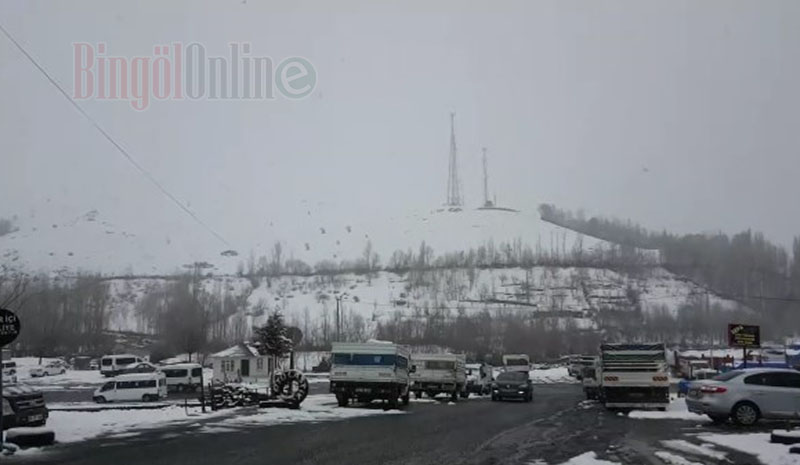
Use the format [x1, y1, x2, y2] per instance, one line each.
[2, 0, 800, 260]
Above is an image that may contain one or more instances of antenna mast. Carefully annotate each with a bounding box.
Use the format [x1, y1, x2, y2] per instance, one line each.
[446, 112, 463, 207]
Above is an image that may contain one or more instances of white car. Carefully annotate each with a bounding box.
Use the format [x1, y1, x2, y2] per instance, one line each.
[29, 362, 67, 377]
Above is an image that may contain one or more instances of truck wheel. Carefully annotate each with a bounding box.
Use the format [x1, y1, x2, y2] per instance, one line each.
[459, 390, 469, 399]
[142, 394, 156, 402]
[94, 396, 107, 404]
[426, 390, 437, 399]
[414, 391, 422, 399]
[386, 394, 399, 410]
[336, 393, 349, 407]
[401, 391, 410, 406]
[450, 391, 458, 403]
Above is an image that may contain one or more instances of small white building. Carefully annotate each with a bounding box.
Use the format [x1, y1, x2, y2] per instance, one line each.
[209, 343, 282, 384]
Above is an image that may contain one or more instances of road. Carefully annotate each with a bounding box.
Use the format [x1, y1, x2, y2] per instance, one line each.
[14, 384, 758, 465]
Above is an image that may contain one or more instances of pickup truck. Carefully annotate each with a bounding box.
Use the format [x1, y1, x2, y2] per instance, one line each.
[410, 353, 467, 401]
[329, 342, 412, 409]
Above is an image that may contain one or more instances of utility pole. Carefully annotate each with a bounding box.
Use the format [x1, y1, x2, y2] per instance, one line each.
[335, 293, 348, 342]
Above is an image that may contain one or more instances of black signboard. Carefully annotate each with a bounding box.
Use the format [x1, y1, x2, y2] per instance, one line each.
[728, 323, 760, 348]
[0, 308, 21, 347]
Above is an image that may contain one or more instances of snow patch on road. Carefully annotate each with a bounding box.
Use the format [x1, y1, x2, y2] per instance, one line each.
[661, 439, 727, 460]
[654, 451, 703, 465]
[701, 432, 800, 465]
[558, 451, 621, 464]
[213, 394, 404, 428]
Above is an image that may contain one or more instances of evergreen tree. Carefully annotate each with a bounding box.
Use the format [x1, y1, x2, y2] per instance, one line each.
[253, 311, 293, 357]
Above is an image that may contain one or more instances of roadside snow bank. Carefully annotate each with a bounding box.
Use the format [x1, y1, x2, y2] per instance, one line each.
[46, 405, 222, 443]
[530, 367, 576, 384]
[46, 394, 403, 444]
[628, 398, 709, 422]
[701, 433, 800, 465]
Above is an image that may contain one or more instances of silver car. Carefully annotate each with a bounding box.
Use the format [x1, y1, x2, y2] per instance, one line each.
[685, 368, 800, 425]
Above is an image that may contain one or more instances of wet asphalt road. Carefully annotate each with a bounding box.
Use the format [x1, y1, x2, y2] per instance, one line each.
[14, 384, 763, 465]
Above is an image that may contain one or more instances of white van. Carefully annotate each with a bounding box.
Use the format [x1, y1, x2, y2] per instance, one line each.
[93, 372, 167, 403]
[160, 363, 203, 392]
[2, 361, 18, 384]
[100, 354, 143, 377]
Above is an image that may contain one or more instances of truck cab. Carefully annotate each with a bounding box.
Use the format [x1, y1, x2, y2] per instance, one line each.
[410, 353, 467, 401]
[580, 357, 600, 400]
[329, 342, 411, 409]
[502, 354, 530, 373]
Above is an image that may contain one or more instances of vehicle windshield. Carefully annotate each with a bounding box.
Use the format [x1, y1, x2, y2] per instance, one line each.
[333, 353, 397, 366]
[505, 359, 528, 366]
[424, 361, 455, 370]
[713, 371, 744, 382]
[497, 372, 528, 382]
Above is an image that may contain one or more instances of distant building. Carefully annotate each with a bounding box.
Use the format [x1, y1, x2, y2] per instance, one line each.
[209, 342, 283, 384]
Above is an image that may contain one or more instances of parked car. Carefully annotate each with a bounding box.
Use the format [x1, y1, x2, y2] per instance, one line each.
[160, 363, 203, 392]
[491, 370, 533, 402]
[2, 384, 48, 430]
[686, 368, 800, 425]
[2, 361, 18, 384]
[100, 354, 144, 376]
[29, 362, 68, 377]
[89, 359, 100, 370]
[116, 361, 160, 375]
[93, 372, 168, 403]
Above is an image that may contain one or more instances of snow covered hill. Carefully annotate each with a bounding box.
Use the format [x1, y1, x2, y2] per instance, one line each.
[0, 205, 656, 276]
[102, 266, 741, 336]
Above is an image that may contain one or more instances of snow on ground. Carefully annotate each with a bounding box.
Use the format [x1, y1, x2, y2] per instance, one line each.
[45, 405, 218, 443]
[11, 358, 104, 390]
[627, 398, 709, 422]
[211, 394, 403, 429]
[556, 451, 621, 464]
[530, 367, 576, 384]
[660, 439, 728, 460]
[491, 367, 576, 384]
[653, 451, 703, 465]
[38, 394, 402, 445]
[700, 432, 800, 465]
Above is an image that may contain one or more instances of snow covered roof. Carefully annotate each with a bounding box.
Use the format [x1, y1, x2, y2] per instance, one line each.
[210, 343, 261, 359]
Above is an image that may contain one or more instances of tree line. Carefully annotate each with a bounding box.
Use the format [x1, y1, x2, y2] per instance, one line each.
[540, 203, 800, 336]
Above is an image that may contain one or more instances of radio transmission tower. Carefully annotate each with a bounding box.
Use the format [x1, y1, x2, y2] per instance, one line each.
[482, 147, 494, 208]
[445, 112, 463, 207]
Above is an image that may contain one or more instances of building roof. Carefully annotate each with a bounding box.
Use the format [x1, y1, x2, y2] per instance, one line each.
[210, 343, 261, 359]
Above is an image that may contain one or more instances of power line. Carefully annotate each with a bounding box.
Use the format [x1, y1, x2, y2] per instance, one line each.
[0, 22, 230, 247]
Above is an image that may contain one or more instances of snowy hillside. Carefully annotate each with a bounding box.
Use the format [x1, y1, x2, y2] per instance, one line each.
[0, 205, 657, 275]
[102, 266, 741, 336]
